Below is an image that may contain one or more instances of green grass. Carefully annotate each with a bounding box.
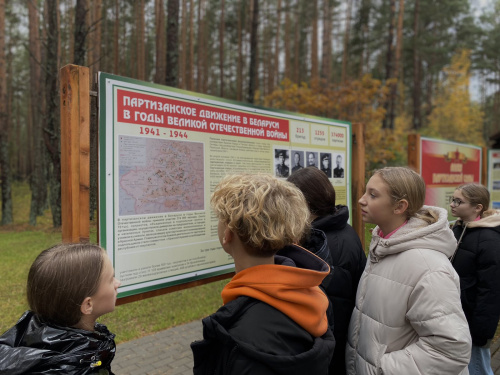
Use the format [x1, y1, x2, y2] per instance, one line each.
[0, 182, 227, 344]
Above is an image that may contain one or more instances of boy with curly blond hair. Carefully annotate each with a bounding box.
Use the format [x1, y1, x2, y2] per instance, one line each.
[191, 173, 335, 375]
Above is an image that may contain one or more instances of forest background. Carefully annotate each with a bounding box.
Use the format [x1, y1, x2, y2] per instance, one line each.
[0, 0, 499, 229]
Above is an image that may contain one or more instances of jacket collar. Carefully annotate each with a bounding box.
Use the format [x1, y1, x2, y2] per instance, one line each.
[370, 206, 456, 260]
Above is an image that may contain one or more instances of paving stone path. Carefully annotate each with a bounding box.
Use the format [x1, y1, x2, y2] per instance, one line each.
[113, 319, 500, 375]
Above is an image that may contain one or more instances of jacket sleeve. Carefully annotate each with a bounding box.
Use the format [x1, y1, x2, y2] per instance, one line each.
[470, 235, 500, 346]
[380, 269, 471, 375]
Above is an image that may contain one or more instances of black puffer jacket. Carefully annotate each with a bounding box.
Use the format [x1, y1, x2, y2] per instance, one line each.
[310, 205, 367, 374]
[452, 209, 500, 347]
[0, 311, 116, 374]
[191, 296, 335, 375]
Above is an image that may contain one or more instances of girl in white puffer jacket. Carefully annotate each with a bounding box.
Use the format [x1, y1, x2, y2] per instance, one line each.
[346, 167, 471, 375]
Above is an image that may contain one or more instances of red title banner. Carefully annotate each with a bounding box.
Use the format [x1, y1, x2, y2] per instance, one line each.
[116, 89, 289, 141]
[421, 139, 481, 186]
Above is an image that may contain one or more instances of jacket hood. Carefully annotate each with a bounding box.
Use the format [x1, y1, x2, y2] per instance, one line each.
[301, 228, 330, 262]
[312, 205, 349, 231]
[370, 205, 457, 259]
[0, 311, 116, 375]
[221, 244, 330, 337]
[456, 209, 500, 231]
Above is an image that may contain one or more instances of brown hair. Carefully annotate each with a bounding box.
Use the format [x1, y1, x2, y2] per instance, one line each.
[211, 173, 310, 257]
[287, 166, 336, 217]
[456, 183, 490, 216]
[374, 167, 438, 224]
[27, 243, 106, 327]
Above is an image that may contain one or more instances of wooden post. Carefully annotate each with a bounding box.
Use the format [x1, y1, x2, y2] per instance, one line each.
[408, 134, 421, 172]
[482, 147, 487, 186]
[60, 65, 90, 243]
[351, 123, 365, 250]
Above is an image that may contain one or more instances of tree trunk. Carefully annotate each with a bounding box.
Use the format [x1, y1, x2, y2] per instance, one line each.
[179, 0, 187, 88]
[28, 0, 47, 224]
[0, 0, 12, 225]
[136, 0, 145, 80]
[44, 0, 62, 227]
[382, 0, 395, 129]
[321, 0, 332, 82]
[247, 0, 259, 103]
[187, 0, 194, 91]
[90, 0, 102, 73]
[293, 1, 299, 83]
[284, 0, 291, 80]
[196, 0, 205, 92]
[394, 0, 404, 80]
[273, 0, 281, 90]
[114, 0, 119, 74]
[89, 0, 101, 222]
[236, 0, 244, 101]
[155, 0, 166, 84]
[219, 0, 225, 97]
[166, 0, 180, 87]
[341, 0, 352, 83]
[358, 0, 371, 78]
[310, 0, 318, 83]
[73, 0, 88, 65]
[391, 0, 405, 117]
[412, 0, 421, 130]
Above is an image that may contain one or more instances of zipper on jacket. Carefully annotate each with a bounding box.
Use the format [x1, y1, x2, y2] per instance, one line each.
[450, 222, 468, 264]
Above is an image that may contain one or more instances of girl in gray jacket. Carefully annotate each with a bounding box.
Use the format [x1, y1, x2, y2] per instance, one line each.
[346, 167, 471, 375]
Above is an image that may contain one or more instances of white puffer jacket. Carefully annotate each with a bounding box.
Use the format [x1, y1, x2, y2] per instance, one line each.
[346, 206, 471, 375]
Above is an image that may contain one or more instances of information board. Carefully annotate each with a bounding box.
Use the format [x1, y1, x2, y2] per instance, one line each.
[420, 137, 482, 219]
[488, 150, 500, 209]
[99, 73, 351, 298]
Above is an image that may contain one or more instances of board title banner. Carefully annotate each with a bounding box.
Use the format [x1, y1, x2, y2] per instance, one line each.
[117, 89, 290, 141]
[419, 137, 482, 219]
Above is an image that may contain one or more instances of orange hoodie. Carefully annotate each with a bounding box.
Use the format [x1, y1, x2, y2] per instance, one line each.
[221, 244, 330, 337]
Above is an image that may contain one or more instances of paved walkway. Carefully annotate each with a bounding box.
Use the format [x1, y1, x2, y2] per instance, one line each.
[113, 319, 500, 375]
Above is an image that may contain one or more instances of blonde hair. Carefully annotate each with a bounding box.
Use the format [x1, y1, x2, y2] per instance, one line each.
[456, 183, 490, 217]
[374, 167, 438, 224]
[211, 173, 310, 256]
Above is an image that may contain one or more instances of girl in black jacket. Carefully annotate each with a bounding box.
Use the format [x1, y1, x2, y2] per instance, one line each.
[288, 166, 367, 375]
[450, 183, 500, 375]
[0, 243, 120, 374]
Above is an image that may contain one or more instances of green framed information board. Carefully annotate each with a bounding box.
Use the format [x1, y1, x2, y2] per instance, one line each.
[99, 73, 351, 298]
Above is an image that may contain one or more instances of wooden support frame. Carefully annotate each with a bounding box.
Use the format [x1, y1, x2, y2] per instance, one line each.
[408, 133, 421, 172]
[59, 65, 362, 302]
[351, 123, 365, 250]
[482, 147, 488, 186]
[61, 64, 91, 243]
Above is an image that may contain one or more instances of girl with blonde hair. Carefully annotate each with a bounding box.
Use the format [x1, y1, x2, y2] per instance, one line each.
[346, 167, 471, 375]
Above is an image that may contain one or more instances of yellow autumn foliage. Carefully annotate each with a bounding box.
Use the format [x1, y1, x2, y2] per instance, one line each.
[262, 75, 407, 168]
[424, 49, 485, 147]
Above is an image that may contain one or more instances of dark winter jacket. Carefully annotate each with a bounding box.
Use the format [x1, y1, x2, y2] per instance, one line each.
[310, 205, 367, 375]
[0, 311, 116, 375]
[191, 244, 336, 375]
[452, 209, 500, 347]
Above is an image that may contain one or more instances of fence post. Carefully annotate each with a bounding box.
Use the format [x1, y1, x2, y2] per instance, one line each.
[482, 147, 487, 186]
[351, 123, 365, 250]
[408, 134, 421, 172]
[60, 64, 90, 243]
